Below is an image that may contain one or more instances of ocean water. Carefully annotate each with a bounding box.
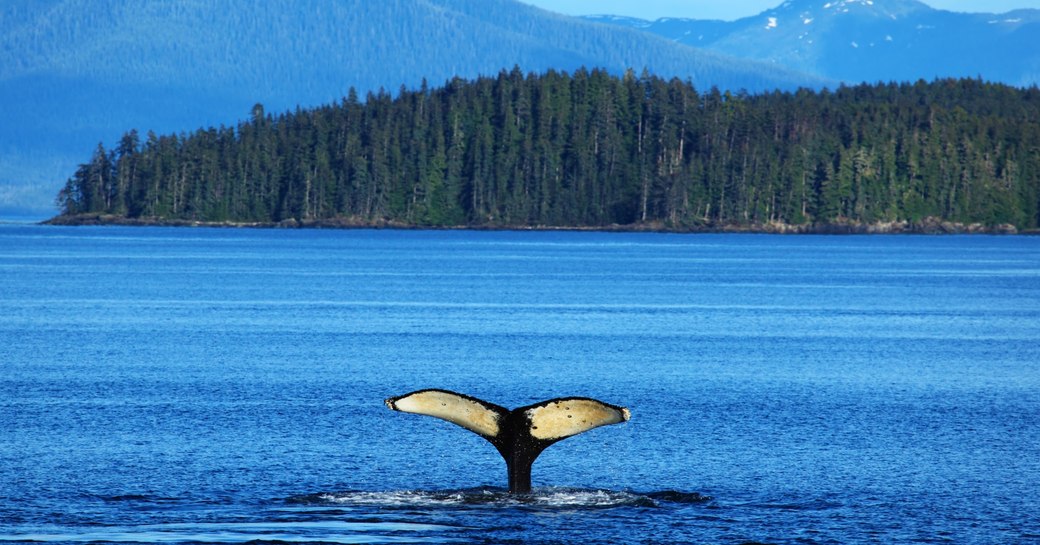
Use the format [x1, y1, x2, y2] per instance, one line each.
[1, 223, 1038, 544]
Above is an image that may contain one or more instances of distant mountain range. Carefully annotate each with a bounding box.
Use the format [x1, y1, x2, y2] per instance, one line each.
[0, 0, 822, 214]
[586, 0, 1040, 87]
[6, 0, 1037, 216]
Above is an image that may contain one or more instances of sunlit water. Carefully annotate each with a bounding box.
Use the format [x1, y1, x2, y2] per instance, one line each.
[1, 223, 1038, 544]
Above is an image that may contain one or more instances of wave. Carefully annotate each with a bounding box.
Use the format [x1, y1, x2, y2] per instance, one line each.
[286, 487, 711, 510]
[95, 494, 184, 503]
[0, 520, 461, 544]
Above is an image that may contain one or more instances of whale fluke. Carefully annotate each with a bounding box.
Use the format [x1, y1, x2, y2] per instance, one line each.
[385, 389, 630, 494]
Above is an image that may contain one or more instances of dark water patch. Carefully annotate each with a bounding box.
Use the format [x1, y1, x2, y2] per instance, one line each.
[644, 490, 713, 504]
[97, 494, 186, 504]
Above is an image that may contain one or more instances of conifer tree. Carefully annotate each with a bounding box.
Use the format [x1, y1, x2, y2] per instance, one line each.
[53, 71, 1040, 231]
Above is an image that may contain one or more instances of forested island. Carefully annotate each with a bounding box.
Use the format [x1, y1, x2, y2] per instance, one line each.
[50, 68, 1040, 233]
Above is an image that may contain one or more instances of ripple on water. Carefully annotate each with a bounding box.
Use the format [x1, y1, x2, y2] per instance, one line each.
[0, 520, 464, 544]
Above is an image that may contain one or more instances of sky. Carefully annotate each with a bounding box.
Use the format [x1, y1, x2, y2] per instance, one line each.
[520, 0, 1040, 20]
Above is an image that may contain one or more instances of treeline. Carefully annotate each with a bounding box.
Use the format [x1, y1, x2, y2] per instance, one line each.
[55, 68, 1040, 230]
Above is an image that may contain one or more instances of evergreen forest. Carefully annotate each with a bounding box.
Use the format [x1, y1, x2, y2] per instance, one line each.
[53, 68, 1040, 231]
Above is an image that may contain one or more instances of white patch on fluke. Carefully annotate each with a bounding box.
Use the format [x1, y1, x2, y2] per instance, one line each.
[525, 399, 630, 441]
[388, 391, 501, 437]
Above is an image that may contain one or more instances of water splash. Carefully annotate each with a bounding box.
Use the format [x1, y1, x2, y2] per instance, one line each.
[288, 487, 711, 510]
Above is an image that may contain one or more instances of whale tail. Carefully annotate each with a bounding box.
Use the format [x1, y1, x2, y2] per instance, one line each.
[384, 389, 630, 494]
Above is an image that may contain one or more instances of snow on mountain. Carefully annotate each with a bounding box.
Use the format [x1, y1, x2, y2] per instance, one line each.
[587, 0, 1039, 87]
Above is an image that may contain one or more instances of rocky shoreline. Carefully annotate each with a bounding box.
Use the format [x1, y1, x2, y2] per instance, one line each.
[43, 213, 1025, 235]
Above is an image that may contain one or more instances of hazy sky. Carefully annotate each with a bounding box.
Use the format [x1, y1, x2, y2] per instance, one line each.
[520, 0, 1040, 20]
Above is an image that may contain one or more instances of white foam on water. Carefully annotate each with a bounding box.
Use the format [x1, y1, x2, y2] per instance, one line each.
[306, 488, 694, 510]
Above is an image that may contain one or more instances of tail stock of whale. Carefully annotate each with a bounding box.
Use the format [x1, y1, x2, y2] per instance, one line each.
[384, 389, 630, 494]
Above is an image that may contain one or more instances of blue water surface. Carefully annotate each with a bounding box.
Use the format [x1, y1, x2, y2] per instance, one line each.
[1, 224, 1039, 544]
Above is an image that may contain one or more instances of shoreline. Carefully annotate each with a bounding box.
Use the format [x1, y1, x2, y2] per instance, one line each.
[42, 213, 1027, 235]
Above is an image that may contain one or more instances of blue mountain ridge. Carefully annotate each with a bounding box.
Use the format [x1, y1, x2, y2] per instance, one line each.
[0, 0, 825, 214]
